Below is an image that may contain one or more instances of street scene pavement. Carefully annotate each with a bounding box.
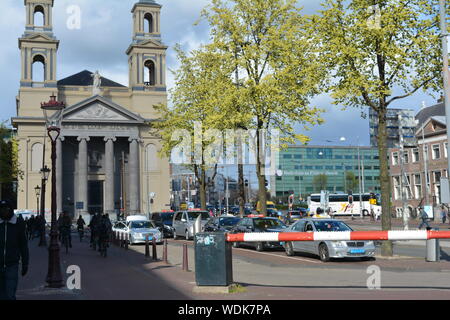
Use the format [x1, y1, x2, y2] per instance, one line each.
[16, 217, 450, 300]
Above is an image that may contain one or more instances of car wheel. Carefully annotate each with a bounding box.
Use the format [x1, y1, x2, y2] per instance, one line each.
[362, 210, 369, 217]
[285, 242, 295, 256]
[256, 242, 264, 252]
[232, 242, 240, 248]
[319, 243, 330, 262]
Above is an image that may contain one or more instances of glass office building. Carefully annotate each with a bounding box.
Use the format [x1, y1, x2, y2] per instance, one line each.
[272, 145, 381, 198]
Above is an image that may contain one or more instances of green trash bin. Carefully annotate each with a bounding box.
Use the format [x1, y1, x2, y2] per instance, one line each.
[194, 232, 233, 286]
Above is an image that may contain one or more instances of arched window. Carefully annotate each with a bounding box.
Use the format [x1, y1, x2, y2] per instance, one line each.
[31, 143, 43, 172]
[144, 60, 156, 86]
[144, 13, 153, 33]
[32, 55, 46, 82]
[34, 5, 45, 27]
[146, 144, 158, 171]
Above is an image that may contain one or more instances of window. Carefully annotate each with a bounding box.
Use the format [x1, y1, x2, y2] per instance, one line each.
[305, 165, 313, 170]
[403, 151, 409, 164]
[276, 176, 282, 181]
[33, 5, 45, 27]
[294, 165, 303, 170]
[434, 171, 442, 184]
[412, 148, 419, 162]
[325, 166, 333, 170]
[144, 13, 154, 33]
[144, 60, 156, 86]
[406, 175, 412, 199]
[392, 152, 399, 165]
[432, 144, 440, 159]
[445, 143, 448, 158]
[32, 55, 45, 82]
[335, 166, 343, 170]
[414, 174, 422, 199]
[345, 155, 352, 159]
[315, 166, 323, 170]
[294, 154, 302, 159]
[345, 166, 353, 170]
[334, 155, 343, 159]
[393, 176, 401, 200]
[283, 154, 292, 159]
[294, 176, 300, 181]
[364, 166, 372, 170]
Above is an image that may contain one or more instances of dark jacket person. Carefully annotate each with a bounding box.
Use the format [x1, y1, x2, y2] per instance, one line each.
[0, 200, 29, 300]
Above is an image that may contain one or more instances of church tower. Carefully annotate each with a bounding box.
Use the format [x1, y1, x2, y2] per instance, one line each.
[127, 0, 167, 92]
[18, 0, 59, 117]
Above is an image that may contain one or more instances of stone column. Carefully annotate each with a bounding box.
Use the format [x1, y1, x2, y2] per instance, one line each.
[104, 136, 116, 215]
[56, 137, 64, 216]
[77, 136, 90, 219]
[128, 137, 140, 214]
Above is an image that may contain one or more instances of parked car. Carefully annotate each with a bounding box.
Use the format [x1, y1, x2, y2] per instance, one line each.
[112, 216, 163, 244]
[149, 211, 175, 238]
[204, 216, 241, 232]
[229, 217, 288, 251]
[172, 210, 211, 240]
[283, 218, 376, 262]
[284, 209, 307, 224]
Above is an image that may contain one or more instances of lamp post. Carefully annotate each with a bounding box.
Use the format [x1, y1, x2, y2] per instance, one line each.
[38, 165, 50, 247]
[34, 185, 41, 216]
[41, 94, 65, 288]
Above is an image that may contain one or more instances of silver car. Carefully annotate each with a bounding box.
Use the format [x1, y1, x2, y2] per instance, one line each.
[112, 220, 163, 245]
[172, 210, 211, 240]
[283, 218, 376, 262]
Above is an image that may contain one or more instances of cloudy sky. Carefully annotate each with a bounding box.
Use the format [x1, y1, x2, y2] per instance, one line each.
[0, 0, 442, 147]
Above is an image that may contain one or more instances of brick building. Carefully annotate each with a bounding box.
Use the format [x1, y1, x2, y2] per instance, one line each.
[389, 116, 448, 218]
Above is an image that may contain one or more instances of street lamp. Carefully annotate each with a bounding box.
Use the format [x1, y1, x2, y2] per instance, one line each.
[34, 185, 41, 216]
[38, 165, 50, 247]
[41, 94, 65, 288]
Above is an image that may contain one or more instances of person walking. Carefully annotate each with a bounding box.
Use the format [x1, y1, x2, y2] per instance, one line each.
[440, 205, 447, 224]
[60, 212, 73, 248]
[76, 216, 86, 242]
[418, 207, 431, 230]
[0, 200, 29, 300]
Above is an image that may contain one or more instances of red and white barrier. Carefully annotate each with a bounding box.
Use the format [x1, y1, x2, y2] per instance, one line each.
[226, 230, 450, 242]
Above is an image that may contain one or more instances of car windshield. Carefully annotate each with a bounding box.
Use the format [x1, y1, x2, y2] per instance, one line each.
[130, 221, 154, 229]
[253, 219, 286, 230]
[313, 221, 352, 232]
[160, 212, 174, 221]
[187, 211, 210, 220]
[218, 217, 240, 226]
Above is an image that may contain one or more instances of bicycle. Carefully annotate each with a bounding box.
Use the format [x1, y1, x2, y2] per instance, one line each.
[78, 227, 84, 242]
[98, 236, 109, 257]
[61, 227, 71, 254]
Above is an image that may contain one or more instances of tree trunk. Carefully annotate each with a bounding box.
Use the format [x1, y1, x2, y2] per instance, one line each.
[377, 106, 393, 256]
[256, 126, 267, 216]
[237, 136, 245, 218]
[200, 167, 207, 210]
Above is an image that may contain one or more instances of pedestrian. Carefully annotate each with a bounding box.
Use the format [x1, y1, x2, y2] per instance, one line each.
[0, 200, 29, 300]
[418, 207, 431, 230]
[370, 208, 375, 222]
[375, 209, 381, 221]
[440, 205, 447, 224]
[27, 215, 35, 240]
[60, 212, 72, 248]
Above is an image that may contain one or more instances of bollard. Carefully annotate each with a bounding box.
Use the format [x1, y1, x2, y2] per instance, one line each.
[145, 235, 150, 259]
[163, 239, 168, 264]
[125, 233, 129, 250]
[426, 227, 440, 262]
[152, 237, 158, 261]
[182, 243, 188, 271]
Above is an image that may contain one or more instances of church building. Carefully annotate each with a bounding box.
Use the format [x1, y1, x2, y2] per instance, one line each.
[11, 0, 171, 219]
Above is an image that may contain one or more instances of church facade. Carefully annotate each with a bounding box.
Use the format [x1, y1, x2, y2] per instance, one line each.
[11, 0, 171, 219]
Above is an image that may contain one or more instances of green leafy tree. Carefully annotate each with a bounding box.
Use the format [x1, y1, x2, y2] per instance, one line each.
[202, 0, 326, 215]
[0, 122, 21, 204]
[345, 171, 359, 192]
[312, 0, 443, 256]
[313, 174, 328, 192]
[152, 45, 235, 210]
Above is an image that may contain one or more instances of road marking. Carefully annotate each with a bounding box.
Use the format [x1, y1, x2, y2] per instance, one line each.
[233, 248, 321, 264]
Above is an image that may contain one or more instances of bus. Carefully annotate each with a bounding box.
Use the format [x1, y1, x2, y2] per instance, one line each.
[308, 193, 381, 217]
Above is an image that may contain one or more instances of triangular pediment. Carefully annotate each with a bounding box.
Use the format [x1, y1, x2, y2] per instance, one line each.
[20, 33, 57, 42]
[63, 95, 145, 123]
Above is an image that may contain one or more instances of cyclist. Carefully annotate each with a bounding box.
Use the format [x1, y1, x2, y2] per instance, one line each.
[89, 212, 101, 250]
[60, 212, 73, 250]
[76, 215, 86, 242]
[98, 214, 112, 256]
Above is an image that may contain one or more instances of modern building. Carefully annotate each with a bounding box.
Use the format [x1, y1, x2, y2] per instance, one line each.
[389, 116, 448, 218]
[11, 0, 171, 219]
[369, 108, 417, 148]
[272, 145, 381, 199]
